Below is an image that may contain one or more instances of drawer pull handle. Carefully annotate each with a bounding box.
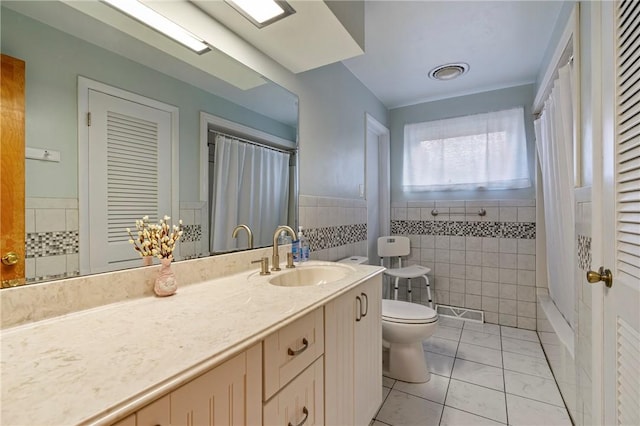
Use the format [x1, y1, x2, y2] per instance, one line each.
[288, 407, 309, 426]
[287, 338, 309, 356]
[361, 292, 368, 317]
[355, 296, 362, 321]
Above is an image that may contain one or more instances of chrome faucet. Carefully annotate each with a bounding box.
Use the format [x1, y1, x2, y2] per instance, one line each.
[232, 224, 253, 249]
[272, 225, 296, 271]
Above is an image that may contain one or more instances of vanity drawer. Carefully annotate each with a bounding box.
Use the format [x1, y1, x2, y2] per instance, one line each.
[263, 308, 324, 400]
[263, 357, 324, 426]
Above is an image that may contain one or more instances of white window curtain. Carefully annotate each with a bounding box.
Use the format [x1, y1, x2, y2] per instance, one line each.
[403, 107, 530, 191]
[534, 63, 575, 328]
[210, 134, 290, 252]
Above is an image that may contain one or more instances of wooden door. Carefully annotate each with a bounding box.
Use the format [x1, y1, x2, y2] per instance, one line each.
[599, 2, 640, 425]
[354, 276, 382, 425]
[0, 54, 25, 287]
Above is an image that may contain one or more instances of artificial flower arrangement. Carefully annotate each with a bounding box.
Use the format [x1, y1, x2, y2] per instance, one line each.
[127, 215, 183, 260]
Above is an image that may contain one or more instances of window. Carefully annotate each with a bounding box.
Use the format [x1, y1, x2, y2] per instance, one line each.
[402, 107, 530, 191]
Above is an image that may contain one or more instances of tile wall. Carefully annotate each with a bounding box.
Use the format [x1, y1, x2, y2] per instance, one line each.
[390, 200, 537, 328]
[298, 195, 368, 262]
[179, 202, 205, 260]
[25, 197, 79, 283]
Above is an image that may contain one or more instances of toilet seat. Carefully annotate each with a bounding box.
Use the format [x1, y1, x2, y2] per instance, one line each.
[382, 299, 438, 324]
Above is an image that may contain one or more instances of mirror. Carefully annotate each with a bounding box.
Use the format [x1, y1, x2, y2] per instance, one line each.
[1, 1, 298, 285]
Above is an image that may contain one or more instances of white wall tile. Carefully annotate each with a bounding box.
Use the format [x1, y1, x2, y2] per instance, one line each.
[482, 282, 499, 297]
[482, 267, 499, 283]
[482, 238, 499, 253]
[499, 268, 518, 284]
[466, 265, 482, 280]
[517, 301, 537, 318]
[35, 255, 66, 277]
[450, 236, 465, 250]
[517, 317, 536, 330]
[435, 262, 450, 277]
[465, 251, 482, 266]
[450, 264, 466, 279]
[518, 239, 536, 255]
[482, 296, 499, 313]
[466, 280, 482, 295]
[500, 207, 518, 222]
[499, 314, 518, 327]
[466, 237, 482, 251]
[500, 299, 517, 315]
[465, 294, 482, 310]
[500, 284, 517, 300]
[421, 235, 435, 248]
[436, 249, 451, 263]
[499, 253, 517, 269]
[436, 236, 450, 249]
[451, 250, 466, 265]
[421, 248, 435, 262]
[482, 252, 500, 267]
[499, 238, 518, 253]
[407, 208, 421, 220]
[35, 209, 66, 232]
[517, 286, 536, 302]
[450, 292, 465, 307]
[25, 209, 35, 233]
[66, 254, 79, 274]
[517, 207, 536, 222]
[450, 278, 465, 293]
[435, 277, 450, 291]
[485, 312, 499, 324]
[518, 270, 536, 286]
[517, 254, 536, 271]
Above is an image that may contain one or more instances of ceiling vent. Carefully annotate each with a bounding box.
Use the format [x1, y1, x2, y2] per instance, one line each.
[428, 63, 470, 81]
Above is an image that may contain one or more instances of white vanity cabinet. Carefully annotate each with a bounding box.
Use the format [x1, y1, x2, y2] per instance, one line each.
[324, 276, 383, 425]
[113, 344, 262, 426]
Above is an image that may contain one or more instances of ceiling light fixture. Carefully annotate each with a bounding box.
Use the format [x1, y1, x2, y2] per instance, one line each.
[428, 63, 470, 81]
[102, 0, 210, 54]
[225, 0, 295, 28]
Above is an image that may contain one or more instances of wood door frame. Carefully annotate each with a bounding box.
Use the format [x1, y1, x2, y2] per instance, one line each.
[77, 77, 179, 275]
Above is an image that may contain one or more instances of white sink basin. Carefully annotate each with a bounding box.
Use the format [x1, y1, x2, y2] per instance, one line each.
[268, 265, 351, 287]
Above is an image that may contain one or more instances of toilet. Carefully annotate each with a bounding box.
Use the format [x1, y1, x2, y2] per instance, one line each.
[338, 256, 439, 383]
[382, 299, 438, 383]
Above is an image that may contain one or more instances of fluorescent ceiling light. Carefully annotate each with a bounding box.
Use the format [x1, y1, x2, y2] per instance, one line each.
[102, 0, 210, 54]
[226, 0, 295, 28]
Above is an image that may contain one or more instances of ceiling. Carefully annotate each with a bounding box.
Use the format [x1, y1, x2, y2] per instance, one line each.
[341, 1, 565, 109]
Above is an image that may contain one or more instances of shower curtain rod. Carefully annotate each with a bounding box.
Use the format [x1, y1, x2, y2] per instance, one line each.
[208, 130, 295, 154]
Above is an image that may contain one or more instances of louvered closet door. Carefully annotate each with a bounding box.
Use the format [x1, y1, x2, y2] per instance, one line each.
[603, 1, 640, 425]
[88, 90, 171, 273]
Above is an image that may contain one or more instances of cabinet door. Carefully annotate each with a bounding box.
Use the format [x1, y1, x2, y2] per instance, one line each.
[323, 286, 358, 425]
[263, 357, 324, 426]
[170, 344, 262, 426]
[354, 276, 383, 425]
[136, 395, 170, 426]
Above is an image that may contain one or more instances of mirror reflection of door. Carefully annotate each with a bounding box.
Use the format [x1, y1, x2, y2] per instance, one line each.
[82, 82, 174, 274]
[0, 54, 25, 287]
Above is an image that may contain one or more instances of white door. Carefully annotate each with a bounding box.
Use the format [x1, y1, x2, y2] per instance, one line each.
[365, 114, 390, 265]
[87, 90, 172, 273]
[598, 2, 640, 425]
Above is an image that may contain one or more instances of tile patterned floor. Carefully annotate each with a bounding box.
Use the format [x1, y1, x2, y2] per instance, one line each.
[373, 318, 573, 426]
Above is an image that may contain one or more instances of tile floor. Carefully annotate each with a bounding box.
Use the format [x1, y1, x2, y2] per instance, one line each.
[373, 318, 573, 426]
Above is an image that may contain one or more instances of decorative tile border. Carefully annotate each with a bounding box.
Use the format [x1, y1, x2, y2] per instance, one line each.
[181, 225, 202, 242]
[26, 271, 80, 285]
[25, 231, 79, 258]
[306, 223, 367, 251]
[390, 220, 536, 239]
[577, 235, 592, 271]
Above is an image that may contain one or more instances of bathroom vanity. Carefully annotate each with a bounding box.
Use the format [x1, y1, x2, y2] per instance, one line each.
[0, 258, 383, 426]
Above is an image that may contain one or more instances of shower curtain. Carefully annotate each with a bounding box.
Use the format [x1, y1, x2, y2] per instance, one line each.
[534, 63, 575, 328]
[210, 134, 290, 252]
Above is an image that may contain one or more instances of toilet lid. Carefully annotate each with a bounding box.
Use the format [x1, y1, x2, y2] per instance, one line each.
[382, 299, 438, 324]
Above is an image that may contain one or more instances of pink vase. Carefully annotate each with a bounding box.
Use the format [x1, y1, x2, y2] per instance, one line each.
[154, 258, 177, 297]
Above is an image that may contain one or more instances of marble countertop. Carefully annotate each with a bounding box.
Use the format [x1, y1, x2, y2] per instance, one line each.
[0, 261, 384, 426]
